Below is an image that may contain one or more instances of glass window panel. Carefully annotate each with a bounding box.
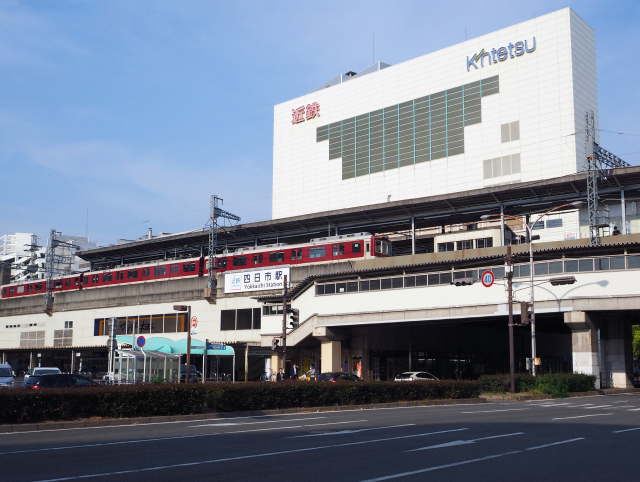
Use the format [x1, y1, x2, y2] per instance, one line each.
[595, 258, 610, 270]
[391, 277, 403, 288]
[578, 259, 594, 272]
[548, 261, 563, 274]
[483, 159, 492, 178]
[501, 123, 510, 143]
[324, 284, 336, 294]
[369, 279, 381, 290]
[610, 256, 625, 270]
[534, 263, 548, 275]
[440, 272, 452, 284]
[315, 284, 325, 295]
[150, 315, 163, 333]
[627, 255, 640, 268]
[502, 156, 512, 175]
[546, 219, 563, 228]
[404, 276, 416, 287]
[492, 267, 505, 279]
[221, 310, 236, 330]
[346, 281, 358, 292]
[510, 121, 520, 141]
[492, 158, 502, 177]
[336, 283, 347, 293]
[511, 153, 521, 173]
[309, 247, 327, 258]
[564, 260, 579, 272]
[237, 309, 252, 330]
[138, 315, 151, 334]
[416, 275, 429, 286]
[358, 280, 370, 291]
[252, 308, 261, 329]
[517, 264, 530, 277]
[380, 278, 392, 290]
[164, 314, 177, 333]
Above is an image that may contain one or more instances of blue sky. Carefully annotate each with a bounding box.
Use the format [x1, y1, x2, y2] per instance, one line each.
[1, 0, 638, 247]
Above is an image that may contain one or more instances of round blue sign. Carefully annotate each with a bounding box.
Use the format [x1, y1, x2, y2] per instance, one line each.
[136, 335, 146, 348]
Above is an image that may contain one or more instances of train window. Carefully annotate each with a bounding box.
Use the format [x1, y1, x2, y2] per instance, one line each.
[64, 279, 71, 287]
[253, 254, 263, 265]
[26, 285, 32, 292]
[154, 266, 166, 276]
[232, 256, 247, 267]
[217, 258, 228, 268]
[332, 244, 345, 256]
[103, 273, 113, 282]
[9, 288, 15, 295]
[290, 249, 302, 260]
[92, 275, 100, 283]
[116, 272, 124, 281]
[55, 280, 62, 288]
[143, 268, 150, 276]
[352, 242, 362, 253]
[269, 252, 285, 263]
[170, 264, 180, 274]
[1, 288, 6, 296]
[35, 283, 42, 290]
[128, 270, 139, 279]
[183, 263, 196, 273]
[309, 247, 326, 258]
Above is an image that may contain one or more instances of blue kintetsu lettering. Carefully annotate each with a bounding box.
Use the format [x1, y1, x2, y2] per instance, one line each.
[467, 37, 536, 71]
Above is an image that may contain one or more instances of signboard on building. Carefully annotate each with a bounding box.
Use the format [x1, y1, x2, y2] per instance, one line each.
[224, 267, 290, 294]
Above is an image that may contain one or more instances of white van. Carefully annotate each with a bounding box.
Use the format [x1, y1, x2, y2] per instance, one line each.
[0, 363, 15, 388]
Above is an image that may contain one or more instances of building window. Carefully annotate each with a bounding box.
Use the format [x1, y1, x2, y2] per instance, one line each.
[437, 242, 455, 252]
[483, 153, 521, 179]
[317, 76, 499, 179]
[290, 249, 302, 260]
[64, 321, 73, 329]
[532, 220, 545, 230]
[475, 237, 493, 249]
[456, 240, 473, 250]
[501, 121, 520, 142]
[53, 329, 73, 347]
[20, 330, 45, 348]
[263, 305, 284, 316]
[309, 247, 327, 258]
[546, 218, 563, 228]
[221, 308, 261, 330]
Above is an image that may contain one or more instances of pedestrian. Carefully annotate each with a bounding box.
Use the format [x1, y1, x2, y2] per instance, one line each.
[307, 365, 316, 382]
[276, 368, 283, 382]
[290, 363, 298, 380]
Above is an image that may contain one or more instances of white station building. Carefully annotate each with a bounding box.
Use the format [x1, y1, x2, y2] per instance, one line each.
[1, 8, 638, 388]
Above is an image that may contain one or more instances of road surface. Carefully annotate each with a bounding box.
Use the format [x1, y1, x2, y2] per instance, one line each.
[1, 392, 639, 481]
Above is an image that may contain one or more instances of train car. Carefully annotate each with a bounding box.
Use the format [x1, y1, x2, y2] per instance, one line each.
[1, 233, 391, 299]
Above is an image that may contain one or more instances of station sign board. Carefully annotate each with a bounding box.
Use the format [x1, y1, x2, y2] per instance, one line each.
[224, 267, 290, 294]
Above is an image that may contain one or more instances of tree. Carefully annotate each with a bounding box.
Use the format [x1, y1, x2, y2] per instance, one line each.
[633, 325, 640, 359]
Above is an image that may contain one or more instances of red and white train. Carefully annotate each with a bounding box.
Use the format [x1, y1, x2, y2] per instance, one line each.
[1, 233, 391, 299]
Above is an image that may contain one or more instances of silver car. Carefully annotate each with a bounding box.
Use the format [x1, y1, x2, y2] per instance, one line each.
[0, 363, 16, 388]
[394, 371, 440, 382]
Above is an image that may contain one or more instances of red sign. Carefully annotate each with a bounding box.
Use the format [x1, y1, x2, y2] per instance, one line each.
[292, 102, 320, 124]
[481, 270, 495, 287]
[191, 316, 198, 328]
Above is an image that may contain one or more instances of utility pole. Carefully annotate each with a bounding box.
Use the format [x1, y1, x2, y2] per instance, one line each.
[506, 245, 516, 393]
[281, 275, 288, 376]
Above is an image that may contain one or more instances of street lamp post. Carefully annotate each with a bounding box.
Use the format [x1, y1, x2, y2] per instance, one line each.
[173, 304, 192, 383]
[482, 200, 583, 376]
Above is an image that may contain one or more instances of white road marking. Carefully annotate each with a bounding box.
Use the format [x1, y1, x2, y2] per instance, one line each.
[584, 405, 613, 409]
[628, 408, 640, 411]
[612, 427, 640, 434]
[190, 416, 326, 427]
[525, 438, 584, 451]
[289, 424, 415, 438]
[32, 427, 470, 482]
[0, 420, 365, 456]
[615, 405, 636, 408]
[360, 451, 523, 481]
[408, 432, 524, 451]
[461, 408, 528, 414]
[567, 404, 595, 407]
[538, 403, 570, 407]
[552, 413, 612, 420]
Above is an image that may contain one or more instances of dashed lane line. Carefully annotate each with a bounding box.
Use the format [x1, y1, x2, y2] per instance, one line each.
[612, 427, 640, 434]
[461, 408, 529, 414]
[407, 432, 525, 452]
[552, 413, 613, 420]
[525, 437, 585, 451]
[190, 416, 326, 427]
[288, 424, 415, 438]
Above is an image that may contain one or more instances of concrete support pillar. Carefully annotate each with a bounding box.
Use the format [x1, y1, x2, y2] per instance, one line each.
[602, 319, 633, 388]
[564, 311, 601, 388]
[271, 353, 281, 379]
[320, 340, 342, 373]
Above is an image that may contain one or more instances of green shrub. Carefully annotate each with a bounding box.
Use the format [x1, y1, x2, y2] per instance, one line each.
[0, 380, 480, 425]
[478, 373, 595, 395]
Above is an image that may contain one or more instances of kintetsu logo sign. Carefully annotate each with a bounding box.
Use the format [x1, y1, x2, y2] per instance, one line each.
[291, 102, 320, 124]
[467, 37, 536, 71]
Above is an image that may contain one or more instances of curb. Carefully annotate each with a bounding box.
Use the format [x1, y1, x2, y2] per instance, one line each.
[0, 397, 486, 433]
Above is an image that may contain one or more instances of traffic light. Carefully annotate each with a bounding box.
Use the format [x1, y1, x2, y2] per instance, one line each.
[289, 308, 300, 329]
[271, 338, 280, 351]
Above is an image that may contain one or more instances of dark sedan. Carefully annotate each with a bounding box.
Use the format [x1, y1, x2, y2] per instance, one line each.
[317, 372, 361, 382]
[26, 374, 96, 389]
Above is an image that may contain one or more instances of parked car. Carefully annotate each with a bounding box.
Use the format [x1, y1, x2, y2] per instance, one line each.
[27, 374, 96, 389]
[0, 363, 16, 388]
[180, 365, 202, 382]
[393, 371, 440, 382]
[317, 372, 361, 382]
